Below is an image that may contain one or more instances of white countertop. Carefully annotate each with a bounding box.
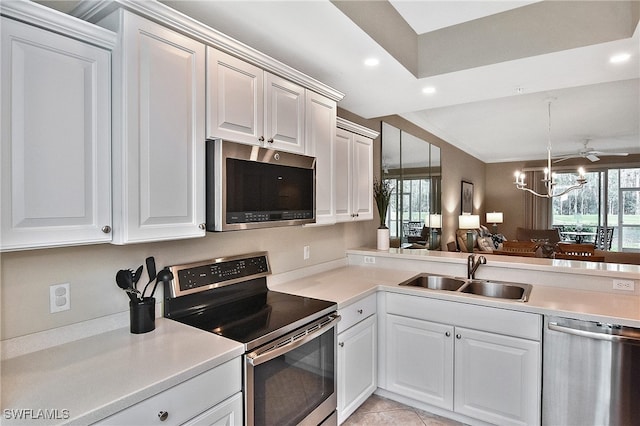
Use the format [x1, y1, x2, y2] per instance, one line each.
[1, 319, 244, 425]
[271, 265, 640, 328]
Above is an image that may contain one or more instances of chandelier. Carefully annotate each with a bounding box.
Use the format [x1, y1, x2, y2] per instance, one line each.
[514, 100, 586, 198]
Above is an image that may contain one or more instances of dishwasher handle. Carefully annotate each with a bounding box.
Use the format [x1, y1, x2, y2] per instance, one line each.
[548, 321, 640, 344]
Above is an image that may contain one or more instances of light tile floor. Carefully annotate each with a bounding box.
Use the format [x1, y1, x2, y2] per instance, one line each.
[342, 395, 468, 426]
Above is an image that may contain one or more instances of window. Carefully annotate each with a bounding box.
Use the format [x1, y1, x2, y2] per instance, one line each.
[552, 168, 640, 251]
[384, 177, 431, 239]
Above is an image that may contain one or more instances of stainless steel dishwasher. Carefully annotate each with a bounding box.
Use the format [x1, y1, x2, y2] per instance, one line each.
[543, 315, 640, 425]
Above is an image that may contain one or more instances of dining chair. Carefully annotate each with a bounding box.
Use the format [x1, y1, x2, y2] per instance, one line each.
[594, 226, 614, 250]
[493, 240, 539, 257]
[555, 243, 605, 262]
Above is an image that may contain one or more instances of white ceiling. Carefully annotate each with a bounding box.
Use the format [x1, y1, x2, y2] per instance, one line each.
[42, 0, 640, 164]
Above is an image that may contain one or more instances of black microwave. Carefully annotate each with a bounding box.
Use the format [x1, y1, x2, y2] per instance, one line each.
[206, 139, 316, 231]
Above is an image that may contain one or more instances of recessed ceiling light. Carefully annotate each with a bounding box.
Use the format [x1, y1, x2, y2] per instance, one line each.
[422, 86, 436, 94]
[610, 53, 631, 64]
[364, 58, 379, 67]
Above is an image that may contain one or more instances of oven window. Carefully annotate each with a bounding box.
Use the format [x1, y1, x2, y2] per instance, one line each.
[252, 330, 335, 425]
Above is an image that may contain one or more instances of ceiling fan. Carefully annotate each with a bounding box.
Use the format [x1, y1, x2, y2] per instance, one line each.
[553, 140, 629, 163]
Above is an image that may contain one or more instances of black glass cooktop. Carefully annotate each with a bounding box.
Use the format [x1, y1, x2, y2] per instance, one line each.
[170, 287, 335, 351]
[163, 252, 336, 351]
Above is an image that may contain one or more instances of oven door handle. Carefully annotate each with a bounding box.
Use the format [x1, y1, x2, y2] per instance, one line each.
[247, 314, 341, 366]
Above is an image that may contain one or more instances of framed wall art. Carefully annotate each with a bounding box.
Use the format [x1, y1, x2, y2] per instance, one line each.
[461, 180, 474, 214]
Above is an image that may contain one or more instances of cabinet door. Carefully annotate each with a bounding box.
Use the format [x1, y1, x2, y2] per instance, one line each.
[1, 18, 111, 251]
[454, 327, 541, 426]
[385, 314, 454, 410]
[351, 134, 373, 221]
[265, 72, 305, 153]
[305, 91, 336, 224]
[183, 393, 243, 426]
[115, 12, 205, 244]
[207, 47, 263, 145]
[338, 314, 377, 424]
[334, 128, 353, 222]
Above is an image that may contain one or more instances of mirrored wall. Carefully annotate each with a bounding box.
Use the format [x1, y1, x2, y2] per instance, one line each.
[382, 122, 442, 249]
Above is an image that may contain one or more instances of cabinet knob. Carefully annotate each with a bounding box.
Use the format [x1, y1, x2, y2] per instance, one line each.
[199, 223, 206, 230]
[267, 138, 274, 144]
[258, 136, 265, 142]
[456, 334, 462, 339]
[357, 309, 363, 314]
[339, 342, 344, 347]
[445, 331, 451, 337]
[101, 225, 111, 234]
[158, 411, 168, 421]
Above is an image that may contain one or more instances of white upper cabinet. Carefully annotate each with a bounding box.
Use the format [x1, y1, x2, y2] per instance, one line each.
[207, 48, 263, 145]
[335, 119, 376, 223]
[305, 91, 337, 225]
[0, 13, 113, 251]
[102, 10, 206, 244]
[207, 48, 306, 153]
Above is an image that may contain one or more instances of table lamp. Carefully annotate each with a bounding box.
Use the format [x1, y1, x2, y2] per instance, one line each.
[486, 212, 503, 234]
[428, 214, 441, 250]
[459, 214, 480, 252]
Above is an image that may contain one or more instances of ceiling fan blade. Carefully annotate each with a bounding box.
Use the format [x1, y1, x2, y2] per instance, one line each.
[552, 156, 576, 163]
[586, 154, 600, 162]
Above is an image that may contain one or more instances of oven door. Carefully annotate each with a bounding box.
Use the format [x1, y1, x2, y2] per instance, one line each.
[245, 314, 340, 426]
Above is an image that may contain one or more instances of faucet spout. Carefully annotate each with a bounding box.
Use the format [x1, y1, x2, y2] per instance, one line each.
[467, 254, 487, 279]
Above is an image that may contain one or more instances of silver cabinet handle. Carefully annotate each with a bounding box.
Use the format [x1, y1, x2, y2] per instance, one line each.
[456, 334, 462, 339]
[101, 225, 111, 233]
[339, 342, 344, 347]
[357, 309, 363, 314]
[199, 223, 206, 230]
[445, 331, 451, 337]
[158, 411, 168, 421]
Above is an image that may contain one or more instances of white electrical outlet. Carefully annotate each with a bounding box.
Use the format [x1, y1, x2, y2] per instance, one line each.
[364, 256, 376, 264]
[612, 279, 635, 291]
[303, 245, 310, 260]
[50, 283, 70, 313]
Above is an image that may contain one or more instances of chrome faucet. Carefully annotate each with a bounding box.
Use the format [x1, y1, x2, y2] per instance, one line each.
[467, 254, 486, 279]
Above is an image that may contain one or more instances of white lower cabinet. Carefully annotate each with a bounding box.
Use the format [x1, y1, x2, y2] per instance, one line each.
[337, 294, 377, 424]
[96, 358, 242, 425]
[381, 293, 541, 426]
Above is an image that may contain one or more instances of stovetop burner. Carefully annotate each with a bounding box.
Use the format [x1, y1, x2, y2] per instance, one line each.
[163, 252, 336, 351]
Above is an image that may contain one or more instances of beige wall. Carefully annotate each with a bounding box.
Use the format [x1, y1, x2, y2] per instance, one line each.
[0, 221, 375, 340]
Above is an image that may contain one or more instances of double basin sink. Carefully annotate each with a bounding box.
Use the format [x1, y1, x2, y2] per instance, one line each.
[399, 274, 532, 302]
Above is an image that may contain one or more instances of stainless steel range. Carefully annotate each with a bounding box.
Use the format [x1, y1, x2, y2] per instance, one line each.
[163, 252, 339, 426]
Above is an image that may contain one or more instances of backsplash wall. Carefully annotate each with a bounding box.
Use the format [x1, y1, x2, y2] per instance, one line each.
[1, 220, 374, 340]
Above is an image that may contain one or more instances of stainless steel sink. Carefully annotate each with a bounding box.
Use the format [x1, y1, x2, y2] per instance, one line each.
[399, 274, 466, 291]
[460, 280, 532, 302]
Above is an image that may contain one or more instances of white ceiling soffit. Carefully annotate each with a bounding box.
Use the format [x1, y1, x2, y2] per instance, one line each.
[57, 0, 633, 164]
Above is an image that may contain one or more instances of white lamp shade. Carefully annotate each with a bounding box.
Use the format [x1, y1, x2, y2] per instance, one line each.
[459, 214, 480, 229]
[428, 214, 442, 229]
[486, 212, 503, 224]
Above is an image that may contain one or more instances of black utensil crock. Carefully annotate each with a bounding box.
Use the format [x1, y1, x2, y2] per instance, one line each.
[129, 297, 155, 334]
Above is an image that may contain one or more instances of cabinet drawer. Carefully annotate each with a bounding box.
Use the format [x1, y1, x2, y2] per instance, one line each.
[338, 293, 376, 333]
[386, 293, 541, 341]
[97, 358, 241, 425]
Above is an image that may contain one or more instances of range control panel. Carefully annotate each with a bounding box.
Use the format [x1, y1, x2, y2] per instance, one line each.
[168, 252, 270, 297]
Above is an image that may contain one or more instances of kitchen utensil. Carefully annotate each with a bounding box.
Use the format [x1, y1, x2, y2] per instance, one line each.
[132, 265, 144, 290]
[141, 256, 157, 297]
[116, 269, 138, 303]
[150, 268, 173, 298]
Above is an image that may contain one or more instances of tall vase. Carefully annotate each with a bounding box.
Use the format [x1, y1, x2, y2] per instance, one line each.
[377, 227, 390, 250]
